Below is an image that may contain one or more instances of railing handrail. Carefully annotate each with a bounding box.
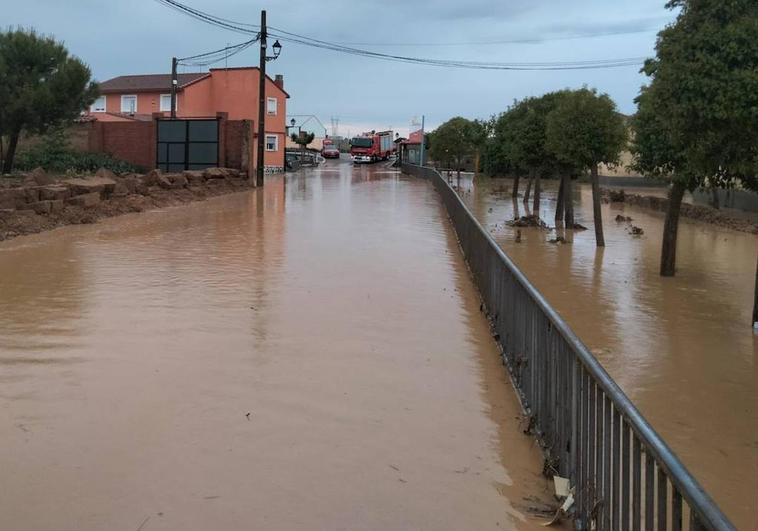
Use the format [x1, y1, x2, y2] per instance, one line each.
[404, 163, 734, 530]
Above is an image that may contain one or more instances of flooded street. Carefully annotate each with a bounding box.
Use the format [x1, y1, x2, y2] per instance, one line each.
[0, 162, 553, 530]
[456, 176, 758, 530]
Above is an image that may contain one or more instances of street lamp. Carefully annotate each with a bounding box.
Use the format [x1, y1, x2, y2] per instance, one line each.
[270, 40, 282, 61]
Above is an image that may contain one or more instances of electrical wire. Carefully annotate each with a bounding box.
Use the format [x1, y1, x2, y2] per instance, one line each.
[329, 27, 661, 47]
[155, 0, 646, 71]
[178, 37, 259, 67]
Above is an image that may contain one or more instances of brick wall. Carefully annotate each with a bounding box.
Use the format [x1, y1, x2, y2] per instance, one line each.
[89, 121, 155, 170]
[88, 118, 254, 174]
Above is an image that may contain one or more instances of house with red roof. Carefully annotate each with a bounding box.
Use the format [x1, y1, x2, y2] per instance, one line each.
[89, 67, 289, 169]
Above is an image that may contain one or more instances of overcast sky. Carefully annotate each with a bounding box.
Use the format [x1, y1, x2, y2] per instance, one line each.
[7, 1, 677, 137]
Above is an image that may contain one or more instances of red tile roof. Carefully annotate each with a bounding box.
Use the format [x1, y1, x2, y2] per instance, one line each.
[99, 73, 209, 94]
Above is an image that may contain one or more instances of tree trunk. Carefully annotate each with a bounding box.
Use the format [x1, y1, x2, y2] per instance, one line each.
[512, 174, 520, 198]
[711, 187, 720, 209]
[523, 171, 533, 204]
[564, 177, 575, 228]
[456, 156, 461, 181]
[532, 171, 541, 216]
[660, 180, 686, 277]
[590, 163, 605, 247]
[2, 129, 21, 174]
[753, 250, 758, 327]
[474, 150, 481, 176]
[555, 176, 565, 224]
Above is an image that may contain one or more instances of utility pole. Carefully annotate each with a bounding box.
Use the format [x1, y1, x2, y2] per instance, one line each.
[256, 10, 267, 187]
[170, 57, 178, 119]
[419, 115, 425, 166]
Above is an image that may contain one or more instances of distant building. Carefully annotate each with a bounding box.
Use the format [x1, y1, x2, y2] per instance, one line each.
[87, 67, 289, 170]
[286, 115, 328, 151]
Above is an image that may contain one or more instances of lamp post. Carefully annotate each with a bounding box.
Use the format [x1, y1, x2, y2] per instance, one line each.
[256, 8, 282, 187]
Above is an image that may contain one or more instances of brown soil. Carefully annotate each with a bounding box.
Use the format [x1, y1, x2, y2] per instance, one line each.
[602, 189, 758, 234]
[0, 177, 253, 242]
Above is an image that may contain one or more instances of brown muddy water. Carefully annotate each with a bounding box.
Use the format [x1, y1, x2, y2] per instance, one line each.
[454, 176, 758, 530]
[0, 162, 558, 531]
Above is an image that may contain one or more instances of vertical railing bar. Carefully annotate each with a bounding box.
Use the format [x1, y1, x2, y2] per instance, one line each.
[658, 467, 668, 531]
[577, 365, 585, 524]
[672, 488, 682, 531]
[633, 434, 642, 531]
[588, 377, 597, 527]
[622, 420, 631, 531]
[613, 408, 621, 531]
[604, 395, 612, 531]
[646, 454, 655, 531]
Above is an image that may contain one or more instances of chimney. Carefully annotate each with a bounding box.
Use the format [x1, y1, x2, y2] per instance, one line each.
[274, 74, 284, 90]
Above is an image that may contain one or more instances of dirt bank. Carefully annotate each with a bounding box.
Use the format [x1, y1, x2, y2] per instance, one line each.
[0, 168, 253, 242]
[602, 188, 758, 233]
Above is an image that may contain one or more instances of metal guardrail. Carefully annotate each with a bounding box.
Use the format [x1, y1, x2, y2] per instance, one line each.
[402, 163, 735, 531]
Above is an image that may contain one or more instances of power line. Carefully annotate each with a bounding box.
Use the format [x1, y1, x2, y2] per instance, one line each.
[325, 27, 661, 47]
[154, 0, 646, 71]
[177, 37, 259, 67]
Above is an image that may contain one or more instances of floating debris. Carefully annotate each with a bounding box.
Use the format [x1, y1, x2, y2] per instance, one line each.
[609, 190, 626, 202]
[615, 214, 633, 223]
[629, 226, 644, 236]
[507, 215, 549, 229]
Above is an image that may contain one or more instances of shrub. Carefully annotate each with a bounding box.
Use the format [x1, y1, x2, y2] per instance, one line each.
[14, 128, 142, 174]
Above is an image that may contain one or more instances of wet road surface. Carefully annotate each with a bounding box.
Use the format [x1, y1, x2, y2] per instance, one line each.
[455, 176, 758, 530]
[0, 162, 554, 531]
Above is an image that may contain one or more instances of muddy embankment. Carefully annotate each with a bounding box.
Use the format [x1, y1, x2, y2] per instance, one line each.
[0, 167, 253, 241]
[603, 188, 758, 234]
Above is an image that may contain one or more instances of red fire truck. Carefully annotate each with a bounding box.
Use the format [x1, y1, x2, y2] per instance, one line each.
[350, 131, 394, 163]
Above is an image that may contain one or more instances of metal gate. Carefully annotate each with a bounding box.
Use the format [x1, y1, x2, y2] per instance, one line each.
[156, 119, 219, 172]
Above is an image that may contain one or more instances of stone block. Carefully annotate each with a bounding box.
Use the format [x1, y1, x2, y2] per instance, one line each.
[63, 177, 116, 196]
[112, 181, 130, 197]
[203, 167, 227, 179]
[0, 188, 27, 209]
[49, 199, 65, 213]
[24, 201, 53, 214]
[141, 169, 161, 187]
[27, 167, 56, 186]
[66, 191, 101, 207]
[169, 175, 188, 189]
[39, 185, 70, 201]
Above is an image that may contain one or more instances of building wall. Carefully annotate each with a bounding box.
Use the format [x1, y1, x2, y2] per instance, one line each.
[89, 121, 156, 170]
[180, 69, 287, 169]
[102, 92, 170, 115]
[88, 118, 254, 175]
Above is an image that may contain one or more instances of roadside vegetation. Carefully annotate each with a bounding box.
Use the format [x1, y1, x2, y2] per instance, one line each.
[13, 128, 141, 174]
[0, 28, 98, 174]
[425, 0, 757, 320]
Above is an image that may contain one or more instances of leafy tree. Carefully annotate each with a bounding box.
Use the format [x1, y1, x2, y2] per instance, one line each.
[469, 118, 492, 176]
[0, 28, 98, 173]
[428, 116, 476, 180]
[494, 93, 566, 214]
[631, 0, 758, 276]
[546, 88, 627, 245]
[291, 131, 315, 161]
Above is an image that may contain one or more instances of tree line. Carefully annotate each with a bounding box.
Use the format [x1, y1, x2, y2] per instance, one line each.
[428, 0, 757, 296]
